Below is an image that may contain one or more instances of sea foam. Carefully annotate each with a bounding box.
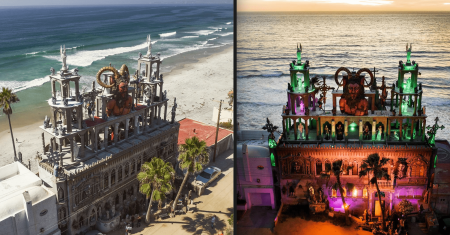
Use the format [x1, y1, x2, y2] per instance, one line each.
[0, 76, 50, 93]
[159, 31, 176, 37]
[43, 41, 156, 67]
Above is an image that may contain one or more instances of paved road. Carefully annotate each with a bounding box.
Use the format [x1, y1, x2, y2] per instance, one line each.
[109, 149, 234, 235]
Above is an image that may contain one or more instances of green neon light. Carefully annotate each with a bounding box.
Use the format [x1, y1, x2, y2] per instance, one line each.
[268, 139, 277, 149]
[434, 155, 438, 168]
[270, 153, 276, 167]
[349, 122, 357, 131]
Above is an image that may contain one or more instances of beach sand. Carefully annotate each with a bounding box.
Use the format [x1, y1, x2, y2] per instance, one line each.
[0, 46, 233, 172]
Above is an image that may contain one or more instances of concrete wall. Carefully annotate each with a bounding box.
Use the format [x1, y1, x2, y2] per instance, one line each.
[32, 194, 60, 235]
[208, 134, 233, 163]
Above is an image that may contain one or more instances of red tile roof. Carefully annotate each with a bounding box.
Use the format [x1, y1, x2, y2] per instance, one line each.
[178, 118, 233, 146]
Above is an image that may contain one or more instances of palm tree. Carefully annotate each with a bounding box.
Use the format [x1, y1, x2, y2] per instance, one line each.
[137, 157, 174, 224]
[320, 160, 352, 225]
[0, 87, 20, 159]
[173, 136, 208, 214]
[358, 153, 390, 231]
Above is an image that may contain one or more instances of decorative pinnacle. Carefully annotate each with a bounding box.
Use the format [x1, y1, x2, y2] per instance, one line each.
[146, 35, 152, 57]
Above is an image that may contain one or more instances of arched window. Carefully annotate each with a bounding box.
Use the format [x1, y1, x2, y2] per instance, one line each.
[111, 169, 116, 186]
[75, 195, 79, 205]
[82, 190, 87, 201]
[352, 162, 358, 176]
[316, 160, 322, 175]
[363, 188, 368, 198]
[118, 166, 122, 182]
[79, 216, 84, 228]
[58, 187, 64, 202]
[325, 160, 331, 172]
[123, 190, 127, 201]
[131, 159, 136, 174]
[332, 189, 337, 197]
[104, 173, 109, 189]
[412, 161, 426, 177]
[97, 207, 101, 218]
[342, 160, 349, 175]
[137, 159, 141, 172]
[125, 162, 129, 177]
[90, 209, 96, 223]
[60, 207, 66, 220]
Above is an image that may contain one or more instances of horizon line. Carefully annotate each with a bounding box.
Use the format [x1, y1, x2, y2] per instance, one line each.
[238, 10, 450, 12]
[0, 3, 233, 7]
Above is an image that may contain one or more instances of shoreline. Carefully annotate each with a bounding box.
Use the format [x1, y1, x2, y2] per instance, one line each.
[0, 44, 232, 133]
[0, 45, 233, 171]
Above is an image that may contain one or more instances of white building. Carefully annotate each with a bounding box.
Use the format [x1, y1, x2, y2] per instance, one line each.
[237, 144, 276, 210]
[0, 162, 60, 235]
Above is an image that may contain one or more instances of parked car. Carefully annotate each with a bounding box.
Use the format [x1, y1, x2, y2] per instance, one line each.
[195, 166, 221, 187]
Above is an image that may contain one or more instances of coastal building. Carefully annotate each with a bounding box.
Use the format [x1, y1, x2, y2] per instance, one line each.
[177, 118, 233, 163]
[268, 44, 443, 217]
[0, 161, 61, 235]
[237, 144, 276, 210]
[36, 36, 180, 235]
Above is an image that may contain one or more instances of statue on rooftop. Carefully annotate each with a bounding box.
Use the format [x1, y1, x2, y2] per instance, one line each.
[97, 64, 133, 117]
[50, 67, 55, 75]
[60, 45, 67, 70]
[337, 68, 372, 116]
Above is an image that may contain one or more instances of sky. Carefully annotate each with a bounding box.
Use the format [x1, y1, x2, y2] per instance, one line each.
[0, 0, 231, 7]
[238, 0, 450, 12]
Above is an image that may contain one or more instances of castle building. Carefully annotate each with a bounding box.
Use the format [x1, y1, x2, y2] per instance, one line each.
[272, 44, 440, 217]
[37, 37, 179, 235]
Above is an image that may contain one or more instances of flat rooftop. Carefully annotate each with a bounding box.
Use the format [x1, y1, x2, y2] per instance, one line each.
[178, 118, 233, 146]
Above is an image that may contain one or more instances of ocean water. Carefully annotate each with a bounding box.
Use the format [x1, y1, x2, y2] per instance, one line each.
[0, 4, 233, 122]
[237, 12, 450, 139]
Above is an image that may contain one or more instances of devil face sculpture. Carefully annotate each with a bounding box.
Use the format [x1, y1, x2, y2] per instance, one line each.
[97, 64, 133, 117]
[336, 68, 373, 116]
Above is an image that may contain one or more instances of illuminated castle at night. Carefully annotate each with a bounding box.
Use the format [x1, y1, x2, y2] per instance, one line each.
[266, 44, 446, 218]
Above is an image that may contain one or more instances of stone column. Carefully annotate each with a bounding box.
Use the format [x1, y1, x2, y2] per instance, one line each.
[413, 94, 418, 116]
[399, 94, 403, 116]
[344, 120, 348, 141]
[372, 120, 376, 141]
[156, 62, 160, 79]
[159, 82, 163, 102]
[104, 126, 108, 149]
[94, 129, 98, 152]
[158, 105, 162, 124]
[108, 170, 111, 188]
[78, 106, 82, 130]
[51, 80, 56, 98]
[125, 118, 130, 139]
[359, 120, 363, 141]
[410, 119, 415, 142]
[66, 109, 72, 133]
[114, 123, 119, 144]
[149, 62, 153, 80]
[42, 132, 46, 153]
[331, 119, 335, 141]
[143, 109, 148, 131]
[102, 97, 107, 119]
[70, 137, 74, 162]
[80, 133, 85, 159]
[59, 138, 63, 153]
[75, 81, 80, 101]
[293, 118, 298, 140]
[387, 119, 391, 140]
[164, 102, 167, 121]
[305, 119, 309, 140]
[150, 107, 155, 128]
[135, 115, 140, 134]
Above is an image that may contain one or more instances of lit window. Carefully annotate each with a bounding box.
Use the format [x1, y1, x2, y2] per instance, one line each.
[353, 188, 358, 197]
[332, 189, 337, 197]
[363, 188, 368, 198]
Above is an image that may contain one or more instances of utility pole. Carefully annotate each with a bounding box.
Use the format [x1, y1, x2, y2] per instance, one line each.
[213, 100, 223, 163]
